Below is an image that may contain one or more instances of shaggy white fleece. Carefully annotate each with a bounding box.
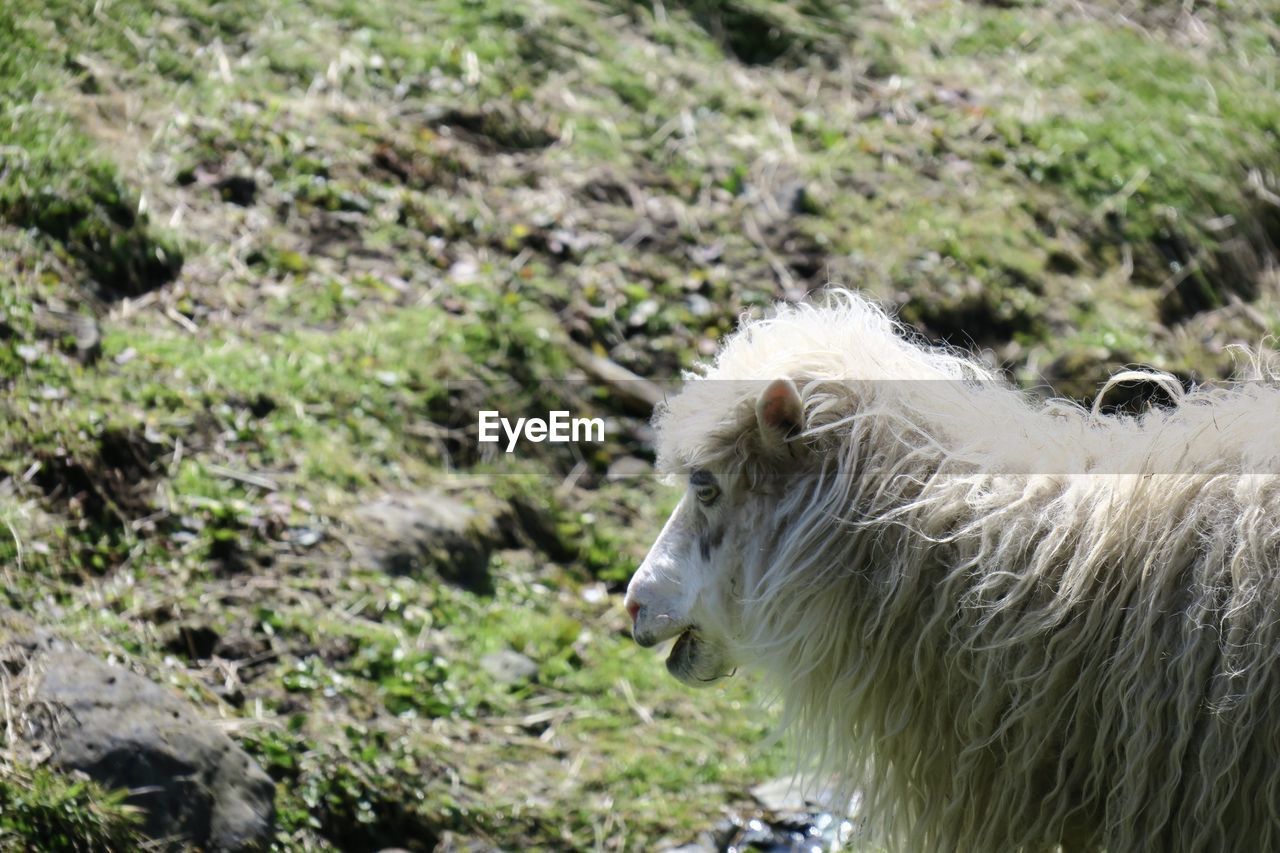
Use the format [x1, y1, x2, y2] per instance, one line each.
[653, 289, 1280, 852]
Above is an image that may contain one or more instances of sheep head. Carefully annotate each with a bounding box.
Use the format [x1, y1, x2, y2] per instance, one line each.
[624, 378, 807, 687]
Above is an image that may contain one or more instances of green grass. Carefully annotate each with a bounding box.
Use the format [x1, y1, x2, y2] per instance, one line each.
[0, 766, 144, 851]
[0, 9, 181, 299]
[939, 7, 1280, 313]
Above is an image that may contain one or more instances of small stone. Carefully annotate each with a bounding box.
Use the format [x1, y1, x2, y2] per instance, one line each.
[628, 299, 660, 328]
[431, 835, 507, 853]
[480, 649, 538, 684]
[750, 775, 852, 814]
[606, 456, 650, 481]
[290, 526, 323, 548]
[72, 314, 102, 364]
[448, 258, 479, 283]
[687, 294, 713, 318]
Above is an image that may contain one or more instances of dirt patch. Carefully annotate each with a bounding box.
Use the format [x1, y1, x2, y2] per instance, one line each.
[164, 624, 222, 661]
[30, 426, 163, 534]
[1152, 220, 1270, 326]
[684, 0, 845, 67]
[6, 194, 182, 301]
[898, 269, 1046, 347]
[432, 106, 559, 152]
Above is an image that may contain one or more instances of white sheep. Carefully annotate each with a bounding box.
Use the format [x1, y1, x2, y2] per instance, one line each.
[624, 289, 1280, 851]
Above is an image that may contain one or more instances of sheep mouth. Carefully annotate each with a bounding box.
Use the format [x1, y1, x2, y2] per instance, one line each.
[666, 627, 698, 671]
[666, 628, 733, 687]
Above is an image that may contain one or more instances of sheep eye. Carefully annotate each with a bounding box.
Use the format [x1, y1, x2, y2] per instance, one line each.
[690, 470, 720, 506]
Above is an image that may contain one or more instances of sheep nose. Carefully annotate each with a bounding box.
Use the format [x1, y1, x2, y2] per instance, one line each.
[626, 600, 640, 624]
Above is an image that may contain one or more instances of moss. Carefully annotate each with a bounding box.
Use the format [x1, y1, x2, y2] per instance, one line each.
[0, 766, 144, 851]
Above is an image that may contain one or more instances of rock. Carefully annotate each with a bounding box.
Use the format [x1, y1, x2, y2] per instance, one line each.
[718, 812, 857, 852]
[432, 834, 508, 853]
[694, 805, 858, 853]
[606, 455, 650, 481]
[750, 774, 855, 814]
[24, 646, 275, 851]
[480, 650, 538, 684]
[71, 313, 103, 364]
[31, 307, 102, 364]
[353, 491, 496, 593]
[749, 776, 810, 813]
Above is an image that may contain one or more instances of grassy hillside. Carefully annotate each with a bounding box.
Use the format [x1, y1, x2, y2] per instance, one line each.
[0, 0, 1277, 849]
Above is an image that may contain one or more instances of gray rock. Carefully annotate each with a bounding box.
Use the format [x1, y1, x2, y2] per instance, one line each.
[431, 835, 509, 853]
[353, 491, 496, 593]
[750, 774, 857, 814]
[480, 650, 538, 684]
[27, 648, 275, 851]
[606, 455, 650, 481]
[749, 775, 810, 813]
[72, 313, 103, 364]
[31, 307, 102, 365]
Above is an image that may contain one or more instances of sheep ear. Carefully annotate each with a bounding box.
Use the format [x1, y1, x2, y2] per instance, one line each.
[756, 378, 803, 446]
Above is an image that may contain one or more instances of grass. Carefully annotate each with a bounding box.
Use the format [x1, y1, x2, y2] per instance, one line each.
[0, 766, 143, 851]
[934, 5, 1280, 316]
[0, 8, 182, 300]
[0, 0, 1277, 848]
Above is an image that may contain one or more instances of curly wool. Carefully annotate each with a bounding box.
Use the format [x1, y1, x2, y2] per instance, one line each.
[655, 290, 1280, 852]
